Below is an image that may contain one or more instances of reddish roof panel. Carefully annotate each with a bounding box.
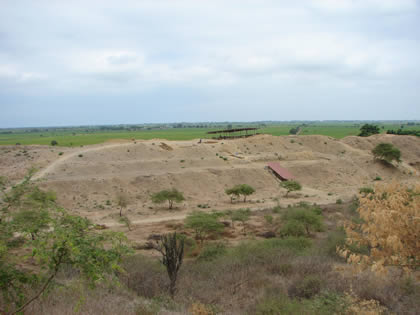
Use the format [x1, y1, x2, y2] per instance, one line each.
[267, 162, 295, 180]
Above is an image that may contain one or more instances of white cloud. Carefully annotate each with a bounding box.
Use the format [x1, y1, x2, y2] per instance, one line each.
[309, 0, 418, 12]
[0, 64, 47, 83]
[0, 0, 419, 126]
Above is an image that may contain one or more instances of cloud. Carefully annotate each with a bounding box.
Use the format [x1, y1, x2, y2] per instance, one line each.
[0, 0, 419, 126]
[309, 0, 418, 13]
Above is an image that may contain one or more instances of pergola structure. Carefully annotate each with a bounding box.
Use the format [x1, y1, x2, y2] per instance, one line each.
[207, 127, 259, 139]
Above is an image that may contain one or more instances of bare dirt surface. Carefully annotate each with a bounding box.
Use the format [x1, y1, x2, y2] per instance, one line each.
[1, 134, 419, 245]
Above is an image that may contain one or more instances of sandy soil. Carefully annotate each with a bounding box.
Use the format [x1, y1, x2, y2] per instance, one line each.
[1, 134, 419, 245]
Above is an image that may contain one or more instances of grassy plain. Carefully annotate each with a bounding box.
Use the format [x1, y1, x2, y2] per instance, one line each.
[0, 123, 418, 146]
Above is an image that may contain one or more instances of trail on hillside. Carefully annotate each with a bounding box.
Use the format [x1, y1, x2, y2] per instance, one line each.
[32, 142, 135, 180]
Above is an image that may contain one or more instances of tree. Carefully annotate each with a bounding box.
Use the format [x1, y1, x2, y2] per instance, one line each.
[280, 208, 323, 237]
[225, 186, 241, 203]
[151, 189, 185, 209]
[239, 184, 255, 202]
[185, 212, 224, 244]
[338, 182, 420, 274]
[225, 184, 256, 203]
[372, 143, 401, 164]
[154, 233, 184, 298]
[0, 173, 131, 314]
[289, 127, 299, 135]
[358, 124, 380, 137]
[116, 193, 129, 217]
[50, 140, 58, 146]
[281, 180, 302, 197]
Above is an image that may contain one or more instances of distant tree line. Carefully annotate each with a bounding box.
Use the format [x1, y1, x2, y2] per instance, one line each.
[386, 129, 420, 137]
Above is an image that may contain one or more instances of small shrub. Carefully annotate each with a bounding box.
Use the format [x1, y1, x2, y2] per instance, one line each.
[374, 176, 382, 181]
[372, 142, 401, 163]
[264, 215, 273, 225]
[50, 140, 58, 146]
[269, 263, 293, 276]
[359, 187, 374, 195]
[272, 206, 281, 214]
[58, 152, 63, 156]
[336, 199, 342, 204]
[197, 243, 227, 261]
[289, 275, 322, 299]
[78, 154, 83, 158]
[255, 292, 348, 315]
[180, 160, 185, 163]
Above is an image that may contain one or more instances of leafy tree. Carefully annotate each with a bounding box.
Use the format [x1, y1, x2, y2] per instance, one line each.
[12, 208, 50, 240]
[231, 208, 251, 234]
[239, 184, 255, 202]
[338, 182, 420, 274]
[0, 173, 131, 314]
[185, 212, 224, 244]
[116, 193, 129, 217]
[281, 180, 302, 197]
[50, 140, 58, 146]
[279, 208, 324, 237]
[225, 184, 255, 203]
[289, 127, 299, 135]
[151, 189, 185, 209]
[154, 232, 184, 298]
[225, 186, 241, 203]
[372, 143, 401, 164]
[358, 124, 380, 137]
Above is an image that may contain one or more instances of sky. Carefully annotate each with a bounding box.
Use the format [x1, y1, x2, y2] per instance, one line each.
[1, 0, 419, 128]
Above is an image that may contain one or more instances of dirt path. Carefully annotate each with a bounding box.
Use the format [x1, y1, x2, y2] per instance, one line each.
[32, 142, 135, 180]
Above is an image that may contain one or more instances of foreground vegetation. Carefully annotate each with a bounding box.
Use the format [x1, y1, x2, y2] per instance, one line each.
[1, 121, 418, 146]
[1, 174, 418, 314]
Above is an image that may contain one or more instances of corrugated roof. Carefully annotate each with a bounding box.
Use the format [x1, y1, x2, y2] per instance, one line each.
[267, 162, 295, 180]
[207, 128, 259, 134]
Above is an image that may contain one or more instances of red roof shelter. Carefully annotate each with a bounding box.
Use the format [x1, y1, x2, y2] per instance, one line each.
[267, 162, 295, 181]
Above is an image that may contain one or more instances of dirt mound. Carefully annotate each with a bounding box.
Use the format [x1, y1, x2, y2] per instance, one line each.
[3, 134, 417, 226]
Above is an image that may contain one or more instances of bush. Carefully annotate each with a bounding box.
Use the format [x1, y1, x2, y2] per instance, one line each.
[336, 199, 342, 204]
[340, 182, 420, 274]
[272, 206, 281, 214]
[359, 124, 380, 137]
[359, 186, 374, 195]
[185, 212, 224, 243]
[50, 140, 58, 146]
[289, 275, 323, 299]
[280, 208, 324, 237]
[255, 291, 348, 315]
[279, 220, 306, 237]
[197, 243, 227, 261]
[372, 142, 401, 163]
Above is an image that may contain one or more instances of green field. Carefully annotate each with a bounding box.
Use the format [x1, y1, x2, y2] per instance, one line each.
[0, 123, 418, 147]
